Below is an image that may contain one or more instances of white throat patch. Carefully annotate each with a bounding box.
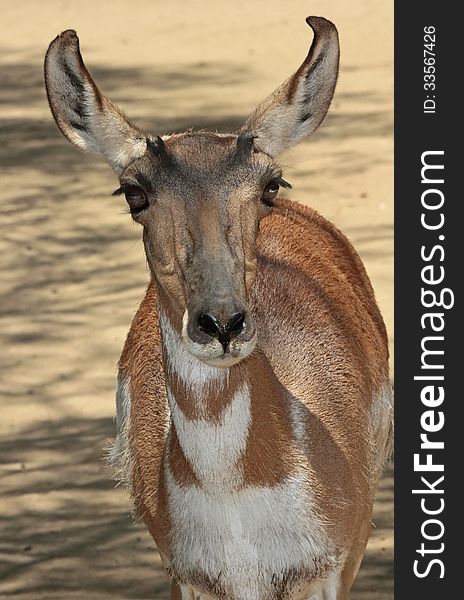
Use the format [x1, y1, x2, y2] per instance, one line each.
[159, 309, 227, 393]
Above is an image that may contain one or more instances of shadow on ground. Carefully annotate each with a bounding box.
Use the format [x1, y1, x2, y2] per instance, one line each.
[0, 415, 393, 599]
[352, 463, 394, 600]
[0, 417, 169, 600]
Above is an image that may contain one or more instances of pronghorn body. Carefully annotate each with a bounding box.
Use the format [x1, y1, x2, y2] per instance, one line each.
[115, 200, 392, 600]
[45, 15, 393, 600]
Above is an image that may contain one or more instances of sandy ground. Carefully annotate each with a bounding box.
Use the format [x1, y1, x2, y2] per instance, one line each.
[0, 1, 393, 598]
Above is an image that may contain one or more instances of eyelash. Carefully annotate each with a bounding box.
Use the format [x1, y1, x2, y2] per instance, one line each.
[275, 177, 292, 189]
[113, 183, 149, 216]
[112, 184, 131, 197]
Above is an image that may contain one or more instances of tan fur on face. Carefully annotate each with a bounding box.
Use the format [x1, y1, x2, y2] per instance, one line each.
[129, 133, 275, 320]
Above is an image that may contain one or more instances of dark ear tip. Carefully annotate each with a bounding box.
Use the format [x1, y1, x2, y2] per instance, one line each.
[305, 16, 336, 33]
[59, 29, 78, 40]
[49, 29, 79, 51]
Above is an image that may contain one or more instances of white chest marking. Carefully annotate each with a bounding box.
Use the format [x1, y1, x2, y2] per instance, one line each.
[168, 383, 251, 490]
[166, 470, 335, 600]
[159, 310, 338, 599]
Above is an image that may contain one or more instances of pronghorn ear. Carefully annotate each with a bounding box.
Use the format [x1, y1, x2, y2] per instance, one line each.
[239, 17, 339, 157]
[44, 30, 147, 175]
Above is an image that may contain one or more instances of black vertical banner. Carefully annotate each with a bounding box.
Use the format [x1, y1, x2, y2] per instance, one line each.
[395, 2, 460, 597]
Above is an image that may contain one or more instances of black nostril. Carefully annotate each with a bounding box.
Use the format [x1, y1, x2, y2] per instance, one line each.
[197, 311, 246, 349]
[225, 312, 245, 335]
[197, 312, 222, 337]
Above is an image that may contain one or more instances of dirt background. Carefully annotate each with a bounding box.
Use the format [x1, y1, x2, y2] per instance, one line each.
[0, 1, 393, 598]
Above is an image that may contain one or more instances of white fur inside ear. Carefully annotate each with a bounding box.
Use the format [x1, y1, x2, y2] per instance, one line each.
[241, 18, 339, 158]
[45, 31, 147, 174]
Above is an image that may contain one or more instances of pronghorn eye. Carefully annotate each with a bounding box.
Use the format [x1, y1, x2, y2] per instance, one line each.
[123, 185, 149, 214]
[261, 180, 280, 206]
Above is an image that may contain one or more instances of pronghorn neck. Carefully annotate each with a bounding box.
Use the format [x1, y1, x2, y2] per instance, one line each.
[157, 294, 297, 491]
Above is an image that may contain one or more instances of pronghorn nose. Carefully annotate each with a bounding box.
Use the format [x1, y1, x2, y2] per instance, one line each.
[197, 311, 245, 349]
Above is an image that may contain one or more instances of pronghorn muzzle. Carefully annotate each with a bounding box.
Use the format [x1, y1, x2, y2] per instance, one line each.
[197, 310, 246, 352]
[182, 300, 257, 367]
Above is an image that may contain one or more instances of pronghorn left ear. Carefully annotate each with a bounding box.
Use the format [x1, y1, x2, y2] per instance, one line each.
[239, 16, 339, 157]
[44, 30, 147, 175]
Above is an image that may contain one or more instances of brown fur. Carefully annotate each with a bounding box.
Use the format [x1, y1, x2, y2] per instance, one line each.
[119, 199, 390, 577]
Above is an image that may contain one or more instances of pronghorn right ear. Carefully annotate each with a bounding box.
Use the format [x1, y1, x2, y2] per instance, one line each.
[44, 30, 147, 175]
[239, 17, 339, 157]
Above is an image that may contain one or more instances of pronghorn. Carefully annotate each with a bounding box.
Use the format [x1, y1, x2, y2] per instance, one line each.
[45, 15, 393, 600]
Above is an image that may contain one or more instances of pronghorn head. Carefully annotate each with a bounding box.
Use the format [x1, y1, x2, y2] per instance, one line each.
[45, 17, 339, 368]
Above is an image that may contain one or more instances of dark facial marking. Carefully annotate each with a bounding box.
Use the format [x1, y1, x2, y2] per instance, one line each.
[146, 135, 177, 169]
[235, 132, 257, 159]
[146, 136, 165, 157]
